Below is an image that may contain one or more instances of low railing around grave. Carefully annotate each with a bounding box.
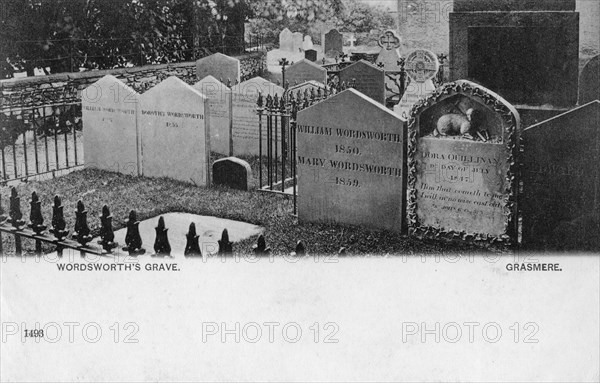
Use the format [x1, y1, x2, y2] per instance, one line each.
[0, 187, 309, 257]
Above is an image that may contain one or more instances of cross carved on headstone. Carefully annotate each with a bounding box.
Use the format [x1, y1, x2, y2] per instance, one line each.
[348, 34, 357, 47]
[378, 30, 401, 51]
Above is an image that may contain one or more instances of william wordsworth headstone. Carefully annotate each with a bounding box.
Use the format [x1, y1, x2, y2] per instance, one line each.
[339, 60, 386, 104]
[213, 157, 253, 191]
[195, 53, 240, 84]
[230, 77, 284, 156]
[521, 100, 600, 250]
[82, 75, 140, 175]
[296, 88, 407, 232]
[193, 75, 231, 155]
[407, 80, 520, 244]
[139, 76, 210, 185]
[285, 59, 327, 86]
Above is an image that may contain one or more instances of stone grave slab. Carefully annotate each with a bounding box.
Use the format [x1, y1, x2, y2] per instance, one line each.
[521, 100, 600, 250]
[407, 80, 520, 244]
[195, 53, 240, 84]
[139, 76, 210, 185]
[292, 32, 304, 52]
[395, 49, 440, 119]
[305, 49, 318, 62]
[279, 28, 293, 52]
[92, 213, 263, 256]
[303, 35, 314, 51]
[286, 59, 327, 86]
[296, 88, 407, 232]
[579, 55, 599, 105]
[339, 60, 386, 104]
[213, 157, 253, 191]
[82, 75, 140, 175]
[193, 75, 231, 155]
[230, 77, 285, 156]
[324, 29, 343, 57]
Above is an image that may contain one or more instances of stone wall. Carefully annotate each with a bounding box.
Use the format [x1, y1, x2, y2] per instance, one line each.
[0, 51, 266, 108]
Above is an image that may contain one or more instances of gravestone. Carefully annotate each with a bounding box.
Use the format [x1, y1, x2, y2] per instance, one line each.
[395, 49, 440, 119]
[296, 88, 407, 232]
[305, 49, 318, 62]
[195, 53, 240, 84]
[82, 75, 140, 175]
[213, 157, 253, 191]
[279, 28, 294, 52]
[376, 30, 402, 71]
[230, 77, 284, 156]
[339, 60, 386, 104]
[579, 55, 599, 105]
[292, 32, 304, 52]
[303, 36, 314, 51]
[324, 29, 343, 58]
[348, 34, 357, 47]
[521, 100, 600, 250]
[193, 75, 231, 155]
[407, 80, 520, 244]
[285, 59, 328, 86]
[139, 76, 210, 185]
[450, 0, 579, 106]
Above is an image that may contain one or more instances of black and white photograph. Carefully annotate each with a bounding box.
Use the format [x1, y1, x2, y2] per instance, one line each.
[0, 0, 599, 381]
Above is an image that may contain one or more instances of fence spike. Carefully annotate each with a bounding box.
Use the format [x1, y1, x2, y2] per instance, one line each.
[8, 187, 26, 229]
[294, 241, 305, 256]
[285, 80, 290, 89]
[226, 78, 232, 88]
[98, 205, 117, 253]
[184, 222, 202, 257]
[257, 92, 264, 108]
[153, 216, 171, 256]
[28, 191, 47, 235]
[218, 228, 233, 255]
[72, 200, 92, 247]
[252, 234, 271, 255]
[279, 94, 286, 113]
[123, 210, 145, 255]
[50, 196, 69, 241]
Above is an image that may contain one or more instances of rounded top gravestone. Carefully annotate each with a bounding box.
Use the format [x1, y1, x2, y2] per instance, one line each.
[404, 49, 440, 83]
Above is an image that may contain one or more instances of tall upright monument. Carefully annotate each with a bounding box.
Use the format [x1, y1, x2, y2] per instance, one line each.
[449, 0, 579, 108]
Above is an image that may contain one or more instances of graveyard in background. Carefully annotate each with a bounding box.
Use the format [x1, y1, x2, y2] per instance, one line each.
[0, 0, 599, 256]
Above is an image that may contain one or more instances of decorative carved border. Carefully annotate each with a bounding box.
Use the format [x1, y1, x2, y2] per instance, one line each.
[406, 81, 520, 245]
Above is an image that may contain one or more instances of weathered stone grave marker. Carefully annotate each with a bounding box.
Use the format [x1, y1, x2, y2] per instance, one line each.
[230, 76, 284, 156]
[195, 52, 240, 84]
[139, 76, 210, 185]
[82, 75, 140, 175]
[395, 49, 440, 119]
[339, 60, 386, 104]
[286, 59, 328, 86]
[324, 29, 343, 58]
[407, 80, 520, 244]
[579, 55, 599, 105]
[193, 75, 231, 155]
[296, 88, 407, 231]
[521, 100, 600, 250]
[303, 35, 314, 51]
[279, 28, 294, 52]
[292, 32, 304, 52]
[376, 29, 402, 71]
[213, 157, 253, 191]
[305, 49, 318, 62]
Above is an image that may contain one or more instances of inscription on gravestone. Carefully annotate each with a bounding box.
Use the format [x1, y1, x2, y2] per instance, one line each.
[521, 101, 600, 250]
[407, 80, 520, 243]
[193, 75, 231, 155]
[296, 89, 407, 232]
[82, 75, 140, 175]
[139, 76, 210, 186]
[339, 60, 386, 104]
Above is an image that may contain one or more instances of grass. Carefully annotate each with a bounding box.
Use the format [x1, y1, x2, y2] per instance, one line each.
[0, 167, 505, 256]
